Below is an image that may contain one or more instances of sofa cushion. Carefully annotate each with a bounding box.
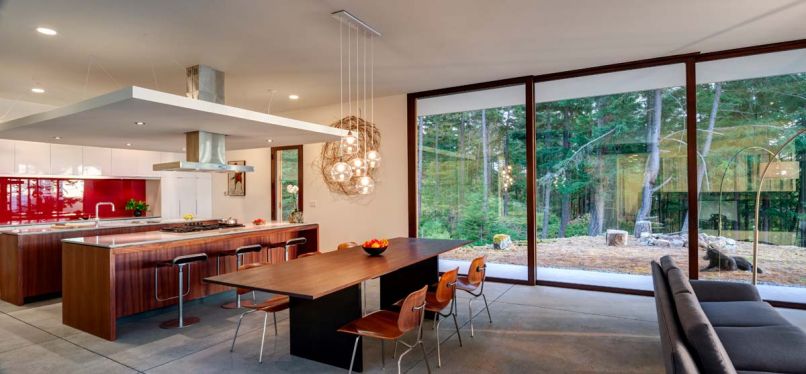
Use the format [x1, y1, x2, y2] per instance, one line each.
[715, 325, 806, 373]
[660, 256, 680, 274]
[701, 301, 792, 328]
[667, 268, 695, 295]
[674, 291, 737, 374]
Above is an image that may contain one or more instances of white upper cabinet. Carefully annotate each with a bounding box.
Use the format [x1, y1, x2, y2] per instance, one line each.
[50, 144, 83, 176]
[195, 174, 213, 219]
[137, 151, 161, 177]
[110, 149, 142, 177]
[14, 141, 50, 175]
[176, 175, 198, 217]
[82, 146, 112, 176]
[0, 139, 14, 175]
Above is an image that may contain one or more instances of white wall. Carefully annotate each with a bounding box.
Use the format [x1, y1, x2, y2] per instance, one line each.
[211, 148, 273, 223]
[212, 95, 408, 251]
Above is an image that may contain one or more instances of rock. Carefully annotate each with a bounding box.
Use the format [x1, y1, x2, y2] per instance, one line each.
[655, 239, 671, 247]
[606, 229, 629, 247]
[671, 240, 685, 247]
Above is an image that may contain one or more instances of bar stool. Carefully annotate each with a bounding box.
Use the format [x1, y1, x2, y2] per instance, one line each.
[219, 244, 264, 309]
[283, 237, 307, 262]
[337, 241, 358, 251]
[154, 253, 208, 329]
[338, 285, 431, 374]
[458, 255, 492, 337]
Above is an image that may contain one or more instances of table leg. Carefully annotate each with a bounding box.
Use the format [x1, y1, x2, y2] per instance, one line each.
[289, 284, 363, 371]
[380, 256, 439, 315]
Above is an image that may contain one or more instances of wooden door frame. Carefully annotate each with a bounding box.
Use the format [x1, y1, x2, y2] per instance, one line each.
[270, 145, 304, 221]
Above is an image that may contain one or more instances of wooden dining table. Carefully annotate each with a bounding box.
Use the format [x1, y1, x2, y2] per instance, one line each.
[203, 237, 470, 372]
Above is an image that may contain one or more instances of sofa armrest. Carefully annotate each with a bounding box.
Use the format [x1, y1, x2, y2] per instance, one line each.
[690, 280, 761, 302]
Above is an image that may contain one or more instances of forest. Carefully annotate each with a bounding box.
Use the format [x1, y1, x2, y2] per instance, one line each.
[417, 73, 806, 249]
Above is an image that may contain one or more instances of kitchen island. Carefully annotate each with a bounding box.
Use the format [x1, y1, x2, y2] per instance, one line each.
[0, 218, 217, 305]
[61, 222, 318, 340]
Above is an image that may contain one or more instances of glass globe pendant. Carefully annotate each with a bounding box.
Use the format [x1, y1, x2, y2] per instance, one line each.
[340, 131, 359, 155]
[329, 161, 353, 182]
[355, 175, 375, 195]
[366, 149, 382, 169]
[348, 157, 368, 177]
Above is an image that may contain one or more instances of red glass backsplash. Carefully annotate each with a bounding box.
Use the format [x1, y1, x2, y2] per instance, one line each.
[0, 177, 147, 225]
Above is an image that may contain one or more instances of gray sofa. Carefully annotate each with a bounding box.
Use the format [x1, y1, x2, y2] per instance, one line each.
[652, 255, 806, 374]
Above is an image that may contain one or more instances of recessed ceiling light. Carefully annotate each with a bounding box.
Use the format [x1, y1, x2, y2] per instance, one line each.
[36, 27, 58, 36]
[288, 94, 299, 100]
[266, 139, 273, 143]
[31, 88, 45, 94]
[53, 136, 62, 140]
[125, 143, 132, 147]
[134, 121, 146, 126]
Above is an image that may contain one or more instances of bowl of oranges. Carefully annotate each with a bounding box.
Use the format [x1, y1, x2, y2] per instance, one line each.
[362, 238, 389, 256]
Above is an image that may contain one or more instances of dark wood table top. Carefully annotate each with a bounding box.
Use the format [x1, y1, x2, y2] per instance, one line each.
[203, 237, 470, 299]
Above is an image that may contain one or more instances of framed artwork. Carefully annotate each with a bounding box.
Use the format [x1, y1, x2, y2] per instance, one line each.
[227, 160, 246, 196]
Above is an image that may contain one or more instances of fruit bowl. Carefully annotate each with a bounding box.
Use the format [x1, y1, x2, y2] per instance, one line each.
[362, 238, 389, 256]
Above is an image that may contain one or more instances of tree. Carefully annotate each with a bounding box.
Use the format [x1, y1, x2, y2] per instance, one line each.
[636, 90, 663, 224]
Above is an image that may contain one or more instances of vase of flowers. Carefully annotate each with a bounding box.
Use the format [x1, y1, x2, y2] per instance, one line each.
[286, 184, 303, 223]
[125, 199, 149, 217]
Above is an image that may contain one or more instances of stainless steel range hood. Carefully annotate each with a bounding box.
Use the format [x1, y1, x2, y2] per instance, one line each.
[153, 131, 254, 173]
[153, 65, 254, 173]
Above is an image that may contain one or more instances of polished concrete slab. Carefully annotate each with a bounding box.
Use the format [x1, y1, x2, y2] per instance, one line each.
[0, 281, 804, 373]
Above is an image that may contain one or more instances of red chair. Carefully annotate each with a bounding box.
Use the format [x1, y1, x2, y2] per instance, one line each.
[457, 256, 492, 337]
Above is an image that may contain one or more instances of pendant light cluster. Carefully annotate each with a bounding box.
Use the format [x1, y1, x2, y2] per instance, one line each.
[328, 10, 381, 195]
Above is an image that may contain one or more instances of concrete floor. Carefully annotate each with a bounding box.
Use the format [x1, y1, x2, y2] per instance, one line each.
[1, 282, 804, 373]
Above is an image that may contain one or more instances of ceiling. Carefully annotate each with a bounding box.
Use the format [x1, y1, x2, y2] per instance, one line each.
[1, 0, 805, 114]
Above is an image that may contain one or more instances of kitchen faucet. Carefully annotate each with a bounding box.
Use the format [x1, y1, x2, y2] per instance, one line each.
[95, 202, 116, 227]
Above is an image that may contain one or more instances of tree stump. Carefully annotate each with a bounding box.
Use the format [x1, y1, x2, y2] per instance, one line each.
[634, 220, 652, 238]
[606, 229, 628, 247]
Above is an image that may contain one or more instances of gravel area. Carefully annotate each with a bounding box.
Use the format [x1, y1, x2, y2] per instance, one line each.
[443, 235, 806, 287]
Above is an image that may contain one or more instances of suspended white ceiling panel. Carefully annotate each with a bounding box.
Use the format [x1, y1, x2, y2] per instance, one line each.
[0, 86, 346, 152]
[697, 49, 806, 84]
[535, 64, 686, 103]
[417, 85, 524, 117]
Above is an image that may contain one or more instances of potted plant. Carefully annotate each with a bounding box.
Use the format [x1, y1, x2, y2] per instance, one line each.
[125, 199, 149, 217]
[286, 184, 303, 223]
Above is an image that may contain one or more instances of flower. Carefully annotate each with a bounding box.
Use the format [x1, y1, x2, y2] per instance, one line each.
[286, 184, 299, 194]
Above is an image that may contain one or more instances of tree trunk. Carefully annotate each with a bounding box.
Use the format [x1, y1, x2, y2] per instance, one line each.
[559, 111, 571, 237]
[417, 117, 424, 224]
[541, 177, 552, 239]
[458, 113, 466, 223]
[681, 83, 721, 233]
[502, 109, 511, 216]
[589, 98, 607, 236]
[636, 90, 663, 223]
[481, 110, 490, 215]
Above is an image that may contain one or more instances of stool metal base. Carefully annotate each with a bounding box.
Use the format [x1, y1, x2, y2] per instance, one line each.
[221, 299, 256, 309]
[160, 316, 201, 329]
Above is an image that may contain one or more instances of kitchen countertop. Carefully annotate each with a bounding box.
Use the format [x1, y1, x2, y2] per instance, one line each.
[2, 218, 216, 235]
[62, 222, 315, 249]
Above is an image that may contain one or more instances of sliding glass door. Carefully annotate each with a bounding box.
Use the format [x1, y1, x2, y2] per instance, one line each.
[415, 84, 529, 281]
[695, 49, 806, 303]
[535, 64, 689, 290]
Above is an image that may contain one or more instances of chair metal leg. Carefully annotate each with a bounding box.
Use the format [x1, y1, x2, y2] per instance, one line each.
[420, 341, 432, 374]
[468, 298, 475, 337]
[273, 312, 278, 335]
[482, 293, 492, 323]
[452, 311, 463, 347]
[381, 340, 385, 369]
[393, 339, 399, 359]
[259, 312, 268, 363]
[435, 316, 442, 367]
[231, 309, 255, 352]
[348, 336, 360, 374]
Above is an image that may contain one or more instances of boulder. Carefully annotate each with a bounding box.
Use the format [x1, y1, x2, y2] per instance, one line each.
[606, 229, 629, 247]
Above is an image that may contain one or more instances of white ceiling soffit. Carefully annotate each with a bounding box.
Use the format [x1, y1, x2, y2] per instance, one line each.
[535, 64, 686, 103]
[417, 86, 524, 116]
[697, 49, 806, 84]
[0, 86, 347, 152]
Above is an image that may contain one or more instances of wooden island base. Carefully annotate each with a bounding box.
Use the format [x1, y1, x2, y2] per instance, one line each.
[62, 223, 318, 340]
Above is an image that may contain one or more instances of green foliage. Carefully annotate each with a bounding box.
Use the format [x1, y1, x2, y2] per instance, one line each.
[124, 198, 148, 212]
